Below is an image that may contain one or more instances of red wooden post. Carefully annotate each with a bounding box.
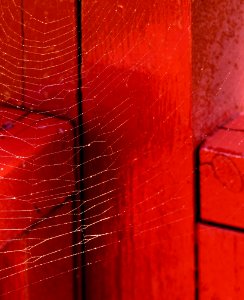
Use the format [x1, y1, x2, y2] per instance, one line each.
[82, 1, 195, 299]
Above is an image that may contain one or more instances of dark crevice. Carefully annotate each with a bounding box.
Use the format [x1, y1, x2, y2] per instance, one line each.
[199, 219, 244, 234]
[219, 126, 244, 132]
[194, 145, 202, 223]
[76, 0, 86, 300]
[194, 145, 201, 300]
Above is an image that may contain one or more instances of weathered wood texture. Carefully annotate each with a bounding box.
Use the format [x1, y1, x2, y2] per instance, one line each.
[193, 0, 244, 142]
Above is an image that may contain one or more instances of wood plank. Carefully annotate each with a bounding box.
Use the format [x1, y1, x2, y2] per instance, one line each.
[0, 202, 75, 300]
[199, 224, 244, 299]
[0, 0, 23, 107]
[192, 0, 244, 142]
[23, 0, 78, 120]
[200, 115, 244, 229]
[82, 1, 195, 299]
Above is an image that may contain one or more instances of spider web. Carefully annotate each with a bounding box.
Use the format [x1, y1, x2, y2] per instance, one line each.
[0, 0, 198, 299]
[0, 0, 82, 298]
[1, 0, 242, 299]
[0, 0, 195, 298]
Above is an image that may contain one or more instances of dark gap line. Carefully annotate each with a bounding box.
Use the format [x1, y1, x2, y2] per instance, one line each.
[194, 144, 201, 223]
[75, 0, 86, 299]
[219, 126, 244, 132]
[199, 219, 244, 234]
[1, 195, 73, 252]
[194, 145, 201, 300]
[21, 107, 76, 125]
[1, 102, 76, 127]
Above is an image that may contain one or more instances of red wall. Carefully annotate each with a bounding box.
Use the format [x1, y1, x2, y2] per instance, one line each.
[193, 0, 244, 142]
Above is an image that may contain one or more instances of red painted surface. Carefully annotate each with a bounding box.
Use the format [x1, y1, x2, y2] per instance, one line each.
[0, 104, 76, 300]
[0, 201, 74, 300]
[192, 0, 244, 143]
[22, 0, 78, 119]
[200, 114, 244, 228]
[193, 2, 244, 298]
[82, 1, 195, 299]
[0, 0, 23, 108]
[0, 107, 74, 247]
[2, 0, 244, 299]
[198, 225, 244, 299]
[0, 1, 78, 299]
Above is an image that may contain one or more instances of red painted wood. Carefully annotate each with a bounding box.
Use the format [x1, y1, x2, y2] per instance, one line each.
[3, 1, 244, 299]
[22, 0, 78, 119]
[82, 1, 195, 299]
[0, 2, 78, 298]
[200, 114, 244, 228]
[0, 202, 74, 300]
[0, 108, 75, 247]
[0, 0, 23, 108]
[0, 106, 25, 126]
[198, 224, 244, 299]
[192, 0, 244, 143]
[194, 3, 244, 297]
